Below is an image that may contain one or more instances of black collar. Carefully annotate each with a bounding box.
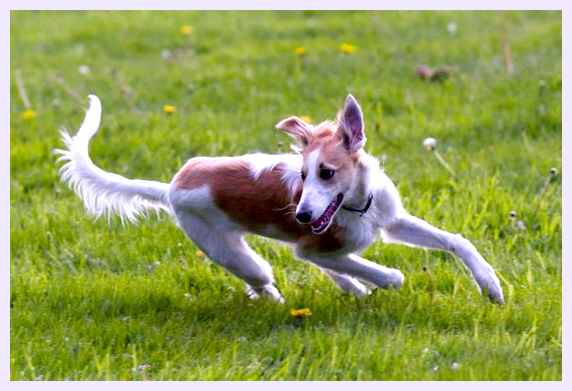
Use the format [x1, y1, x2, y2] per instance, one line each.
[342, 193, 374, 217]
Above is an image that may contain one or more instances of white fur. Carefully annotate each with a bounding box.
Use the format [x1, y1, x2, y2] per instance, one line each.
[168, 184, 285, 302]
[55, 95, 171, 223]
[380, 214, 503, 300]
[296, 149, 331, 218]
[242, 152, 302, 195]
[58, 95, 504, 304]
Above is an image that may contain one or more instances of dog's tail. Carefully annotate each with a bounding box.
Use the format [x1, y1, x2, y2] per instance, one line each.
[55, 95, 171, 223]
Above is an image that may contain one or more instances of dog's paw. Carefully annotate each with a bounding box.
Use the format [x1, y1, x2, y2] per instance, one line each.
[473, 267, 504, 304]
[331, 275, 372, 297]
[458, 239, 505, 304]
[246, 284, 285, 303]
[346, 279, 372, 298]
[245, 286, 261, 300]
[378, 268, 405, 290]
[388, 269, 405, 289]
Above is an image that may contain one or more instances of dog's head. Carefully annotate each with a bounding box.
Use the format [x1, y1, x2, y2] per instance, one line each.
[276, 95, 367, 234]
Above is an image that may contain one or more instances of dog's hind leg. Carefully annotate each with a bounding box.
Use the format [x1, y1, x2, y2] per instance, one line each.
[320, 269, 371, 297]
[381, 213, 504, 303]
[176, 212, 284, 303]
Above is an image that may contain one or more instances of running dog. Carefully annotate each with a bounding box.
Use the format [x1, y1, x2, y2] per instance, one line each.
[56, 94, 504, 304]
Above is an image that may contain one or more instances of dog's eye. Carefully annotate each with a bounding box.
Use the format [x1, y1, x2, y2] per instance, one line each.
[300, 171, 306, 181]
[319, 168, 335, 180]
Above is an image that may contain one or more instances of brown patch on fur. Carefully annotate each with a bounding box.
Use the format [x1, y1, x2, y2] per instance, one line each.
[173, 156, 348, 249]
[298, 224, 346, 254]
[303, 123, 356, 160]
[212, 162, 307, 240]
[299, 122, 360, 191]
[174, 157, 220, 189]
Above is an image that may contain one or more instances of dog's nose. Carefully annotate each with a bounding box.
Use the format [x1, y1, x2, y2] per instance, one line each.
[296, 211, 313, 224]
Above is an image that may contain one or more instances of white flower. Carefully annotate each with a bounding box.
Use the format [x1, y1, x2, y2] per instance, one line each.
[133, 364, 150, 373]
[161, 49, 173, 60]
[78, 65, 91, 75]
[451, 362, 460, 370]
[423, 137, 437, 151]
[447, 21, 458, 35]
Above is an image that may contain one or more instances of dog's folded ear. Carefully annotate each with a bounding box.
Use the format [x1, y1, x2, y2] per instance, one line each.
[338, 94, 366, 153]
[275, 116, 312, 147]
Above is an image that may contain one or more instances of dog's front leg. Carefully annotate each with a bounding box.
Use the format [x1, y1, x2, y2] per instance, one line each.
[381, 214, 504, 303]
[320, 268, 372, 297]
[297, 250, 404, 291]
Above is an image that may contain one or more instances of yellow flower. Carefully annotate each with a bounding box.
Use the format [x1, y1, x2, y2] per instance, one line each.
[339, 43, 357, 55]
[21, 109, 37, 120]
[294, 47, 306, 56]
[180, 25, 193, 36]
[163, 105, 176, 114]
[195, 250, 205, 258]
[300, 115, 312, 124]
[290, 308, 312, 318]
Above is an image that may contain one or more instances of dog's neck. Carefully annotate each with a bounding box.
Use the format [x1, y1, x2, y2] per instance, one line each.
[344, 151, 382, 212]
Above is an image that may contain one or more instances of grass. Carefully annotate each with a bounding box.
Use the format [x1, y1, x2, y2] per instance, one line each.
[10, 11, 562, 380]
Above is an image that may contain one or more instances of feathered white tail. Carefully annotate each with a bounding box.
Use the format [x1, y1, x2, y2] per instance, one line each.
[55, 95, 171, 223]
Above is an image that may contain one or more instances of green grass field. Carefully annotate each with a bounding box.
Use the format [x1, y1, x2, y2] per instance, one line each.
[10, 11, 562, 380]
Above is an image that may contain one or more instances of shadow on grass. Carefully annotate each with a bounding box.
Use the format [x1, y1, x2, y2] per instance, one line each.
[13, 274, 520, 342]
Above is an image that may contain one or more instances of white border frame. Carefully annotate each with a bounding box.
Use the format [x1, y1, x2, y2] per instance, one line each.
[2, 1, 568, 389]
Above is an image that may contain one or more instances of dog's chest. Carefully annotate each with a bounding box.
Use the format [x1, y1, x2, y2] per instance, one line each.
[297, 213, 378, 255]
[336, 212, 378, 252]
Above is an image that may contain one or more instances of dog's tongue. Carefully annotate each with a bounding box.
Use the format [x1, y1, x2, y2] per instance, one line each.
[310, 194, 344, 231]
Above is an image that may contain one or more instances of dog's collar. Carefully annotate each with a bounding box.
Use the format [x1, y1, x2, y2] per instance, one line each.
[342, 193, 374, 217]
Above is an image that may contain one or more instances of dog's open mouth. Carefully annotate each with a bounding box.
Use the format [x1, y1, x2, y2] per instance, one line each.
[310, 193, 344, 234]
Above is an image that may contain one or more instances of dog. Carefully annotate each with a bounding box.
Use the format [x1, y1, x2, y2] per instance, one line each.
[56, 94, 504, 304]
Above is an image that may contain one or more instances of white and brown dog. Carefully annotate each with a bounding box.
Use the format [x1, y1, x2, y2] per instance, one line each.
[56, 95, 504, 304]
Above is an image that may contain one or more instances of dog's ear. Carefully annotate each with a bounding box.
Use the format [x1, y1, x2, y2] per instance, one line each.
[275, 116, 312, 147]
[338, 94, 366, 153]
